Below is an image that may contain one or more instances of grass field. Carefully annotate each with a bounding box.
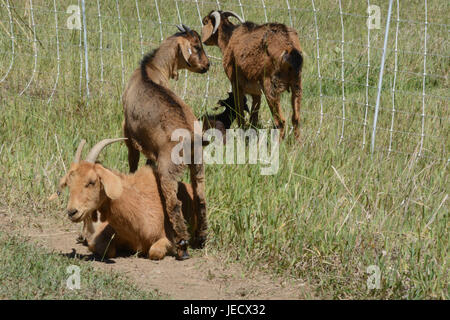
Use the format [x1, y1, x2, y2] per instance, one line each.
[0, 0, 448, 299]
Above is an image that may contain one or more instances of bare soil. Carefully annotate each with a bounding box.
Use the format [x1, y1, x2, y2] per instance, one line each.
[0, 208, 313, 300]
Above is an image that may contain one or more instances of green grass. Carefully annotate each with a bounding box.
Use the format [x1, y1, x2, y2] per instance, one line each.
[0, 232, 164, 299]
[0, 0, 448, 299]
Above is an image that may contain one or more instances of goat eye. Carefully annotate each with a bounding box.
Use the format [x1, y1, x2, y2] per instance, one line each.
[85, 181, 95, 187]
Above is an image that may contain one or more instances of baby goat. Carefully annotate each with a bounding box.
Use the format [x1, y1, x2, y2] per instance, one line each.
[202, 11, 304, 140]
[201, 91, 249, 143]
[60, 139, 196, 260]
[122, 24, 210, 260]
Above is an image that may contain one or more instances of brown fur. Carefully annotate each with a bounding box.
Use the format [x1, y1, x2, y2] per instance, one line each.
[60, 161, 196, 260]
[202, 11, 304, 140]
[122, 28, 210, 254]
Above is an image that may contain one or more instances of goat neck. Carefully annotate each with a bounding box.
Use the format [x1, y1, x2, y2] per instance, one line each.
[142, 38, 180, 87]
[216, 22, 237, 53]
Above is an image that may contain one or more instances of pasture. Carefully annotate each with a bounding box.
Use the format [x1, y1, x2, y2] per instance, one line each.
[0, 0, 448, 299]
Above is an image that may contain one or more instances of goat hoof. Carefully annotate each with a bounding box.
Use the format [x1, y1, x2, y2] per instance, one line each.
[176, 249, 190, 261]
[192, 235, 207, 249]
[176, 240, 189, 260]
[198, 236, 207, 248]
[76, 235, 87, 245]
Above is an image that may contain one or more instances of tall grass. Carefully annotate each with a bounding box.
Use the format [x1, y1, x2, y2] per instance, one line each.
[0, 0, 448, 299]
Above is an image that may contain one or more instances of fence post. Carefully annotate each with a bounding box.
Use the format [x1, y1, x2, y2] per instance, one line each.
[81, 0, 90, 99]
[370, 0, 394, 156]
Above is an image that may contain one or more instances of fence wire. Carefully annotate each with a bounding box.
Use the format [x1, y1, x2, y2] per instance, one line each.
[0, 0, 448, 162]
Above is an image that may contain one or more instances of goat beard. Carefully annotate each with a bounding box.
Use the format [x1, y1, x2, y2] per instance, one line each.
[69, 208, 95, 223]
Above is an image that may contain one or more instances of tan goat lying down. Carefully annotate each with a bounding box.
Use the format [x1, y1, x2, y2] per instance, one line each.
[60, 139, 195, 260]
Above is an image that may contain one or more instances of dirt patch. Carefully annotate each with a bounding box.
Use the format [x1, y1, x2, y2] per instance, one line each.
[0, 209, 312, 299]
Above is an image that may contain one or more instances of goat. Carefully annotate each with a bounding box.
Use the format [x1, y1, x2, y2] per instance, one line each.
[201, 11, 304, 140]
[122, 24, 210, 260]
[59, 139, 196, 260]
[200, 91, 249, 143]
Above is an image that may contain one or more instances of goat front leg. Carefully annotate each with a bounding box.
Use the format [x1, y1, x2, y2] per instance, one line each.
[124, 127, 140, 173]
[263, 78, 286, 139]
[149, 237, 171, 260]
[291, 76, 302, 141]
[127, 144, 140, 173]
[250, 94, 261, 128]
[89, 236, 117, 259]
[231, 78, 247, 127]
[189, 163, 207, 249]
[157, 160, 190, 260]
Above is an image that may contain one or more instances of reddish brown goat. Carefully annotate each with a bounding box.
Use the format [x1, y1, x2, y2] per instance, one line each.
[122, 25, 210, 260]
[202, 11, 304, 140]
[60, 139, 197, 260]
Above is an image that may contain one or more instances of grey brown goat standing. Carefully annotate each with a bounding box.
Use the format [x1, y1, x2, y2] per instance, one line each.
[122, 25, 210, 260]
[202, 11, 304, 140]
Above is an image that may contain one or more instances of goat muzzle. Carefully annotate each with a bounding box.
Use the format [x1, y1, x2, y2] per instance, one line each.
[67, 208, 78, 218]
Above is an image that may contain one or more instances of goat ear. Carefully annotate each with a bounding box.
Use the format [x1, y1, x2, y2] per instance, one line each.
[94, 164, 123, 200]
[50, 167, 74, 201]
[178, 38, 192, 67]
[201, 19, 214, 43]
[59, 163, 79, 189]
[59, 174, 68, 189]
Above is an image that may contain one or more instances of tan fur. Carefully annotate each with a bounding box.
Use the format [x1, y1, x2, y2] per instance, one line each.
[122, 28, 210, 253]
[202, 11, 304, 140]
[61, 161, 195, 260]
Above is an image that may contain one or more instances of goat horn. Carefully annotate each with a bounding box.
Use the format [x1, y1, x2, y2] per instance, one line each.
[210, 11, 221, 34]
[176, 24, 185, 33]
[73, 139, 86, 163]
[222, 11, 245, 24]
[181, 23, 192, 32]
[84, 138, 127, 163]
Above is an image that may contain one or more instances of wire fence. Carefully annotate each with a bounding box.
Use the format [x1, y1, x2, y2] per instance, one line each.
[0, 0, 448, 162]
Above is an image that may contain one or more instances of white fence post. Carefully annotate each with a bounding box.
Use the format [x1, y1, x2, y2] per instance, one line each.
[0, 0, 14, 84]
[370, 0, 394, 156]
[81, 0, 90, 99]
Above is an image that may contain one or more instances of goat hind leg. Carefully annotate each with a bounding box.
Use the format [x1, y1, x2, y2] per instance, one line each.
[157, 162, 190, 260]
